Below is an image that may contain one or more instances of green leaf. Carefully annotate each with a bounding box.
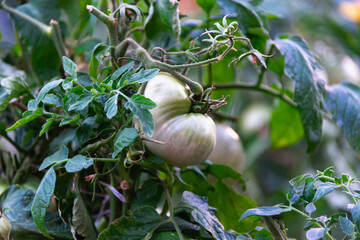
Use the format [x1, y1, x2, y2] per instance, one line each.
[59, 114, 81, 127]
[270, 98, 304, 148]
[98, 207, 163, 240]
[352, 203, 360, 231]
[30, 79, 63, 110]
[145, 0, 180, 47]
[112, 128, 139, 158]
[31, 167, 57, 238]
[76, 123, 92, 146]
[113, 69, 133, 89]
[313, 183, 338, 202]
[208, 181, 258, 233]
[180, 191, 227, 240]
[89, 43, 108, 79]
[303, 177, 316, 203]
[196, 0, 215, 13]
[152, 232, 179, 240]
[13, 0, 61, 80]
[0, 186, 72, 239]
[39, 114, 56, 137]
[0, 60, 26, 81]
[64, 155, 93, 173]
[205, 164, 246, 189]
[39, 145, 68, 171]
[104, 93, 119, 119]
[289, 174, 310, 205]
[254, 229, 273, 240]
[6, 108, 43, 132]
[62, 78, 73, 90]
[127, 69, 160, 85]
[129, 94, 156, 109]
[42, 94, 63, 107]
[49, 129, 76, 154]
[135, 180, 160, 202]
[72, 193, 97, 240]
[52, 173, 77, 225]
[78, 73, 92, 86]
[131, 181, 163, 210]
[110, 62, 134, 87]
[68, 94, 93, 112]
[1, 76, 29, 94]
[305, 203, 316, 214]
[324, 82, 360, 152]
[124, 96, 155, 136]
[240, 206, 291, 220]
[268, 56, 285, 76]
[306, 228, 325, 240]
[62, 56, 77, 79]
[340, 217, 355, 236]
[0, 87, 12, 113]
[13, 0, 59, 46]
[275, 36, 325, 152]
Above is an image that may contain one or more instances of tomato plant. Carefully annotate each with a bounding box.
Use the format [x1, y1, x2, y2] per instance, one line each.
[0, 0, 360, 239]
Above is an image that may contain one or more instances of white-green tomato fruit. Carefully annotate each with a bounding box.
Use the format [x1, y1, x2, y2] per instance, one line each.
[143, 72, 216, 166]
[209, 123, 246, 172]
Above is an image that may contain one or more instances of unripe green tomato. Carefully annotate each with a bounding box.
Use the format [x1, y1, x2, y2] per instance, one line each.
[143, 72, 216, 166]
[0, 217, 10, 240]
[209, 123, 246, 172]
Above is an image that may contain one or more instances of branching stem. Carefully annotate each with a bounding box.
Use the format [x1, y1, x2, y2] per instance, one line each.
[50, 20, 67, 58]
[208, 83, 298, 108]
[256, 44, 275, 86]
[163, 182, 185, 240]
[87, 5, 118, 66]
[279, 205, 334, 240]
[115, 38, 204, 95]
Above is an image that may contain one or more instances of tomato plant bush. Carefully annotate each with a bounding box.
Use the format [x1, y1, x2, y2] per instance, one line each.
[1, 0, 360, 239]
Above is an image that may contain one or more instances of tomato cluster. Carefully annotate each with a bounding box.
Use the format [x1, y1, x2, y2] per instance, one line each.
[144, 73, 245, 170]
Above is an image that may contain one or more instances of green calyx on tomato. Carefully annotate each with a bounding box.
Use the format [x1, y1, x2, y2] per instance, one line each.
[190, 85, 229, 114]
[143, 72, 217, 166]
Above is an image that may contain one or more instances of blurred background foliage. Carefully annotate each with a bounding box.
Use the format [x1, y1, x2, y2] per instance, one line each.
[178, 0, 360, 238]
[1, 0, 360, 238]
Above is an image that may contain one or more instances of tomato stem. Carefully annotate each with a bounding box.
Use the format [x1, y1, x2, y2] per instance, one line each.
[115, 38, 204, 95]
[163, 180, 185, 240]
[87, 5, 119, 68]
[207, 83, 298, 108]
[256, 44, 275, 87]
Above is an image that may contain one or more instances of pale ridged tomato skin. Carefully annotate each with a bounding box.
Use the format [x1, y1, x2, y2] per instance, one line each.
[144, 72, 216, 166]
[209, 123, 246, 172]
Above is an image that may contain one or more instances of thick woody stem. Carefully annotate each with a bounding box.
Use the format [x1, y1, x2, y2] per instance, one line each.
[87, 5, 118, 65]
[116, 38, 204, 95]
[50, 20, 67, 58]
[209, 83, 298, 108]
